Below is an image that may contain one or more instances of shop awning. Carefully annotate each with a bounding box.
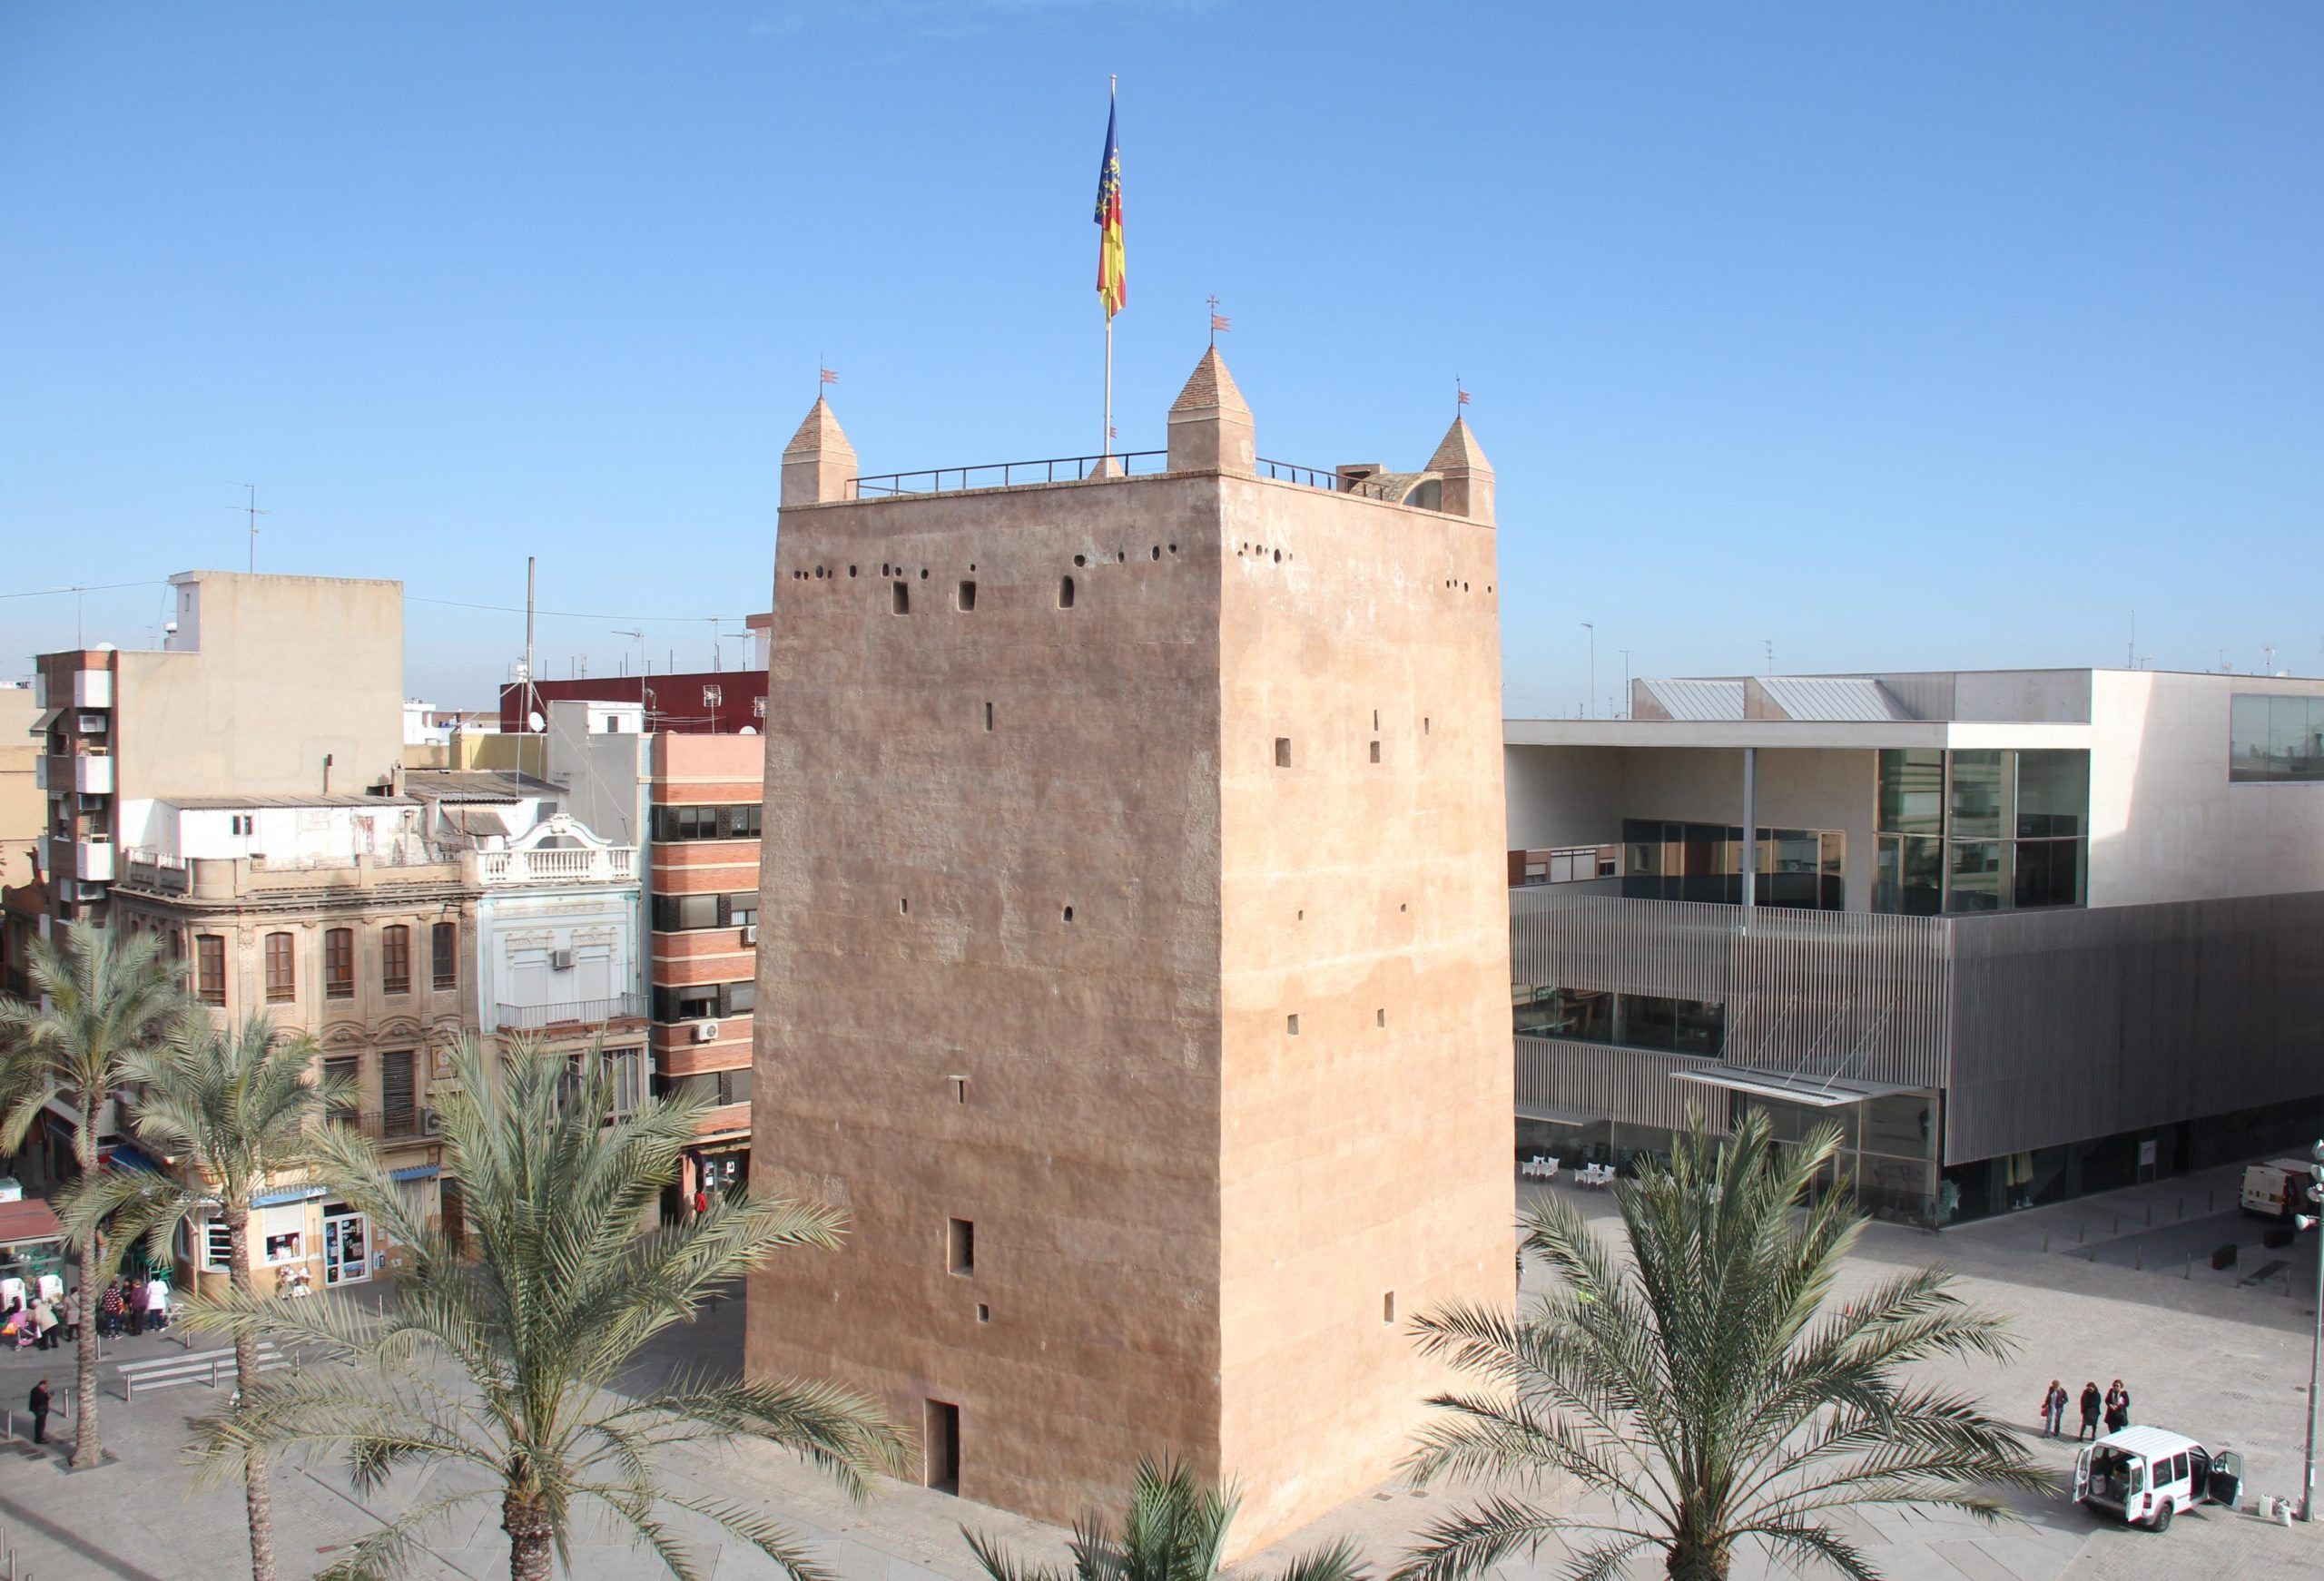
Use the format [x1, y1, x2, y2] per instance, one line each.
[252, 1184, 327, 1208]
[0, 1198, 64, 1248]
[30, 705, 62, 739]
[103, 1143, 163, 1174]
[389, 1164, 440, 1183]
[1516, 1103, 1607, 1127]
[1669, 1065, 1924, 1109]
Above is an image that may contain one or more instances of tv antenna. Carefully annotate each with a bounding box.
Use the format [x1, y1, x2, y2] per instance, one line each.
[229, 484, 271, 572]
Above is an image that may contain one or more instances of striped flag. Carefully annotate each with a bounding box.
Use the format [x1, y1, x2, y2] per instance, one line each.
[1094, 90, 1125, 319]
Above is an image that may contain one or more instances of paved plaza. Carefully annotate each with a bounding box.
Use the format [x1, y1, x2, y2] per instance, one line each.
[1, 1158, 2319, 1581]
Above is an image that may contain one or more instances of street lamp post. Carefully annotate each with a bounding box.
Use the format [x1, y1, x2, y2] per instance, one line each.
[2300, 1139, 2324, 1521]
[1581, 623, 1596, 720]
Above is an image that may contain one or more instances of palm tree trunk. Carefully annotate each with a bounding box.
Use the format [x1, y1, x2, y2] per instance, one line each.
[69, 1233, 103, 1468]
[225, 1209, 278, 1581]
[1665, 1545, 1729, 1581]
[504, 1488, 555, 1581]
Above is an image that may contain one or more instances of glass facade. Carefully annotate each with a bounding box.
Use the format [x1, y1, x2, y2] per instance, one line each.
[2230, 693, 2324, 782]
[1513, 1086, 1943, 1229]
[1875, 749, 2086, 914]
[1620, 820, 1844, 909]
[1513, 984, 1725, 1055]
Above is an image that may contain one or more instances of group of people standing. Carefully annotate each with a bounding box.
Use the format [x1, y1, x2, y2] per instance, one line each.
[2043, 1377, 2133, 1439]
[0, 1268, 70, 1350]
[94, 1271, 172, 1337]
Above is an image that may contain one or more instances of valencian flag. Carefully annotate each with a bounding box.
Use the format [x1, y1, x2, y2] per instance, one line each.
[1094, 89, 1126, 319]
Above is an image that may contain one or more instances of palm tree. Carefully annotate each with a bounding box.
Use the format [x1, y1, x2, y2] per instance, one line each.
[66, 1012, 345, 1581]
[0, 924, 189, 1468]
[184, 1034, 908, 1581]
[1397, 1112, 2049, 1581]
[967, 1455, 1369, 1581]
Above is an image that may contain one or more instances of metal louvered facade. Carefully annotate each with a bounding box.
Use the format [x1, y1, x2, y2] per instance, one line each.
[1512, 886, 1955, 1152]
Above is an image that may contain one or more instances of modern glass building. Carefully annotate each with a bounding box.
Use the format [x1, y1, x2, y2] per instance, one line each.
[1506, 668, 2324, 1227]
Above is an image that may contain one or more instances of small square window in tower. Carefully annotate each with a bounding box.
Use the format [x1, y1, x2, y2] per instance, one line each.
[1274, 738, 1292, 768]
[947, 1217, 975, 1276]
[1058, 575, 1076, 609]
[892, 581, 910, 614]
[957, 581, 977, 612]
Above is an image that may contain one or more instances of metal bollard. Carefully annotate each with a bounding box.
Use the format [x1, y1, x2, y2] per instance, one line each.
[2112, 1213, 2121, 1235]
[2079, 1219, 2087, 1243]
[2135, 1242, 2144, 1271]
[2184, 1254, 2191, 1280]
[2043, 1231, 2051, 1252]
[2145, 1202, 2153, 1228]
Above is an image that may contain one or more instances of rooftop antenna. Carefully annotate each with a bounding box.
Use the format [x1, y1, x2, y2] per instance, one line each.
[1620, 649, 1632, 719]
[1763, 638, 1774, 675]
[2127, 611, 2136, 669]
[51, 584, 84, 648]
[2262, 641, 2278, 675]
[612, 628, 645, 682]
[229, 484, 271, 573]
[1581, 622, 1595, 719]
[523, 556, 540, 730]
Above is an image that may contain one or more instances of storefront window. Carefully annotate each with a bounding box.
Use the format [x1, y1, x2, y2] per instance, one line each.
[263, 1231, 303, 1263]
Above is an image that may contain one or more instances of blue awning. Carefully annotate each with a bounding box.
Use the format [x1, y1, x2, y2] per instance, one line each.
[389, 1164, 440, 1183]
[251, 1184, 326, 1208]
[103, 1143, 162, 1174]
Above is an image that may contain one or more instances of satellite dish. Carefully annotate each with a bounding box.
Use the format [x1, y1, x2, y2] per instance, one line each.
[527, 711, 546, 732]
[739, 725, 758, 736]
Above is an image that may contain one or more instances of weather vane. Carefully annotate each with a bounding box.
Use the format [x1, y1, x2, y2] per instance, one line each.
[1207, 295, 1231, 349]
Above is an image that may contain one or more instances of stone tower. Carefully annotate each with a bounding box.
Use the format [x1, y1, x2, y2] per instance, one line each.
[747, 351, 1512, 1550]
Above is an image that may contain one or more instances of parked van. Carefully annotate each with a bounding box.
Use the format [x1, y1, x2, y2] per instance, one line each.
[2074, 1426, 2241, 1532]
[2240, 1158, 2322, 1220]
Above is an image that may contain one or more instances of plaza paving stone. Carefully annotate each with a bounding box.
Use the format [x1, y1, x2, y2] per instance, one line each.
[0, 1160, 2319, 1578]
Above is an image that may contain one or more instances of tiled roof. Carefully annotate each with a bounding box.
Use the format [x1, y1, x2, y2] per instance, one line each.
[783, 397, 855, 457]
[1427, 416, 1492, 474]
[1169, 348, 1249, 414]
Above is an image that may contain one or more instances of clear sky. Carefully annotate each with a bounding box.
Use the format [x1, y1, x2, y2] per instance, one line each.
[4, 2, 2318, 710]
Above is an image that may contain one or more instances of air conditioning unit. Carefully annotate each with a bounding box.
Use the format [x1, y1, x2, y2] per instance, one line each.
[76, 714, 107, 733]
[549, 948, 576, 971]
[741, 924, 758, 945]
[74, 881, 108, 903]
[692, 1020, 720, 1044]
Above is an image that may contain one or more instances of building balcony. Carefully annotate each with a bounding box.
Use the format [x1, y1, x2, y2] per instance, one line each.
[52, 836, 115, 882]
[122, 850, 192, 896]
[113, 849, 463, 900]
[37, 753, 113, 795]
[494, 992, 649, 1032]
[474, 845, 636, 887]
[73, 668, 112, 709]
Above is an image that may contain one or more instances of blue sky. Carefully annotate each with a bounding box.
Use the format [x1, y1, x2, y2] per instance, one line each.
[3, 2, 2318, 710]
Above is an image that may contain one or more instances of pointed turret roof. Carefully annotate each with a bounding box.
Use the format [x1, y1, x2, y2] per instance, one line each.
[1427, 415, 1492, 474]
[1169, 348, 1250, 415]
[783, 397, 856, 458]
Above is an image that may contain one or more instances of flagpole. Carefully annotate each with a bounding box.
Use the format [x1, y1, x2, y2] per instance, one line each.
[1103, 73, 1117, 465]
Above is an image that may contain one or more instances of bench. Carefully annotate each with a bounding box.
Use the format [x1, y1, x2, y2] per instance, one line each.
[115, 1343, 285, 1401]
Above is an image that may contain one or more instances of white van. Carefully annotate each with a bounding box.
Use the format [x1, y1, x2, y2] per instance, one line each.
[2074, 1426, 2241, 1532]
[2241, 1158, 2321, 1220]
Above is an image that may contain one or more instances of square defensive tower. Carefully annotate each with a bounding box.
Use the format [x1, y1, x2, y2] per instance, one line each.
[746, 349, 1512, 1549]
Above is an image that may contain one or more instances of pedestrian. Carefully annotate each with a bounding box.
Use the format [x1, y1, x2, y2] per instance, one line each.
[98, 1278, 123, 1339]
[2041, 1379, 2069, 1438]
[124, 1272, 144, 1336]
[30, 1295, 58, 1351]
[2104, 1379, 2131, 1434]
[144, 1271, 170, 1334]
[26, 1378, 51, 1445]
[2077, 1380, 2102, 1441]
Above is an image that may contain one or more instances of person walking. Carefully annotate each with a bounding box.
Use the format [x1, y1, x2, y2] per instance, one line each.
[97, 1278, 123, 1339]
[2042, 1379, 2069, 1438]
[26, 1378, 51, 1445]
[143, 1271, 170, 1335]
[30, 1294, 58, 1351]
[2104, 1379, 2131, 1434]
[2077, 1380, 2102, 1441]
